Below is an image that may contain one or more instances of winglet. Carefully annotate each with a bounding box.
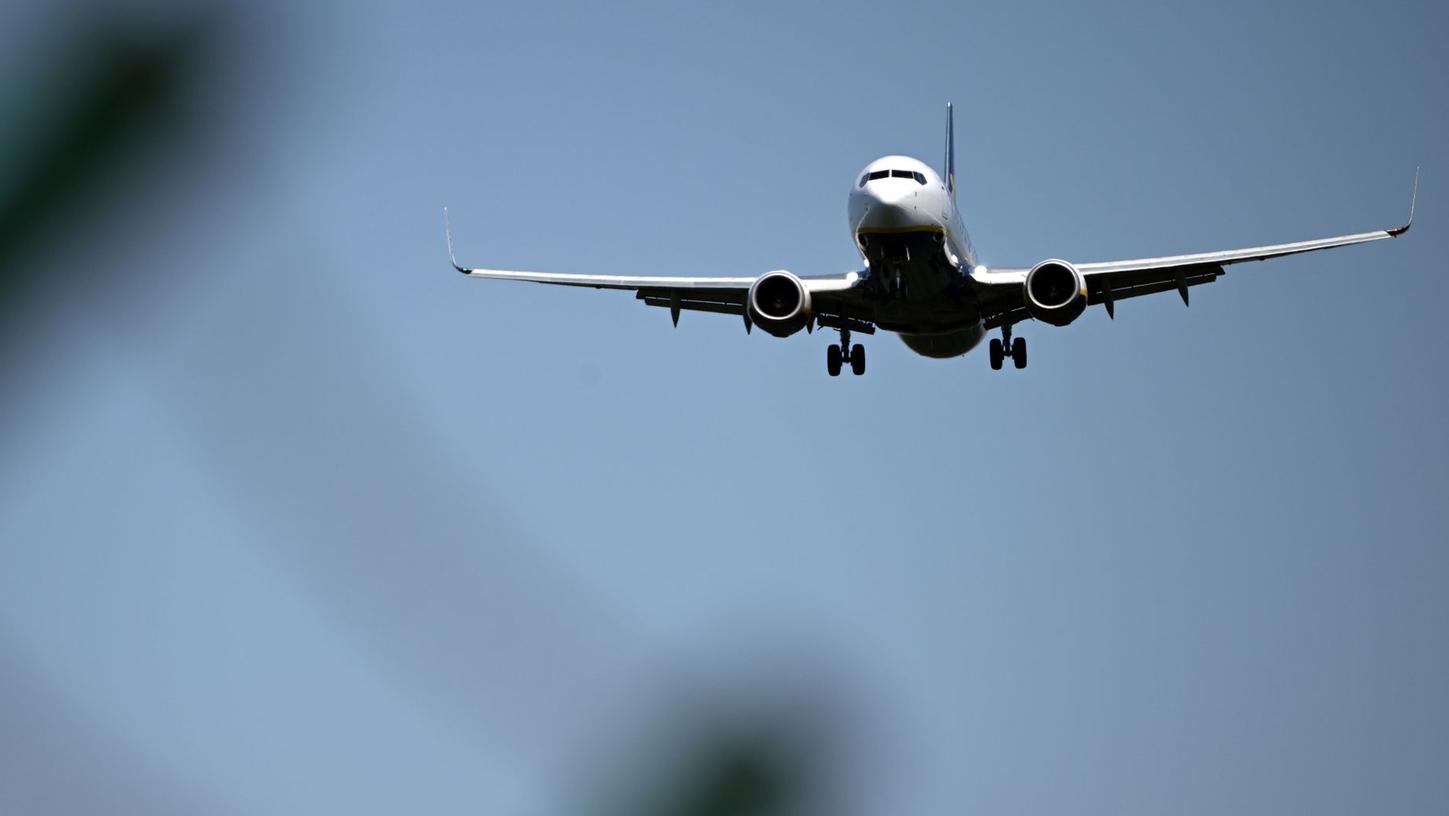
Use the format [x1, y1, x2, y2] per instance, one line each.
[1387, 167, 1418, 237]
[444, 207, 467, 272]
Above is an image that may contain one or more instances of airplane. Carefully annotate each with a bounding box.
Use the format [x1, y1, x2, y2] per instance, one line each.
[446, 104, 1415, 376]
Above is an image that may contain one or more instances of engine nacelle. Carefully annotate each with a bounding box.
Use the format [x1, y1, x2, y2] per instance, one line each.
[747, 271, 813, 338]
[1024, 259, 1087, 327]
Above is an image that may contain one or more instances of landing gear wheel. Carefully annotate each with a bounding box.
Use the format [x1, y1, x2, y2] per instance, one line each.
[1012, 337, 1027, 369]
[827, 344, 842, 377]
[989, 338, 1003, 370]
[850, 344, 866, 376]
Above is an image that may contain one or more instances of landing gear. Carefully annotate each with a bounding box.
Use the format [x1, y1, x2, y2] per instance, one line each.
[826, 328, 865, 376]
[989, 325, 1027, 371]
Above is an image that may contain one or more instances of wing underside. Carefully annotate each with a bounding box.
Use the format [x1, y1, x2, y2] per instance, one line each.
[975, 172, 1417, 328]
[980, 263, 1226, 329]
[445, 209, 869, 327]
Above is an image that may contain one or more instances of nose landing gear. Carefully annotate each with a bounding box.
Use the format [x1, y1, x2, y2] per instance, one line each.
[988, 325, 1027, 370]
[827, 328, 866, 377]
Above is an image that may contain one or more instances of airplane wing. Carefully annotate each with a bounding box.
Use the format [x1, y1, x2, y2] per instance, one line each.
[972, 172, 1417, 328]
[445, 210, 868, 328]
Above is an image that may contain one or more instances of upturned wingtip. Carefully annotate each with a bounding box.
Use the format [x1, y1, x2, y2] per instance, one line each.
[1388, 167, 1418, 237]
[443, 207, 466, 272]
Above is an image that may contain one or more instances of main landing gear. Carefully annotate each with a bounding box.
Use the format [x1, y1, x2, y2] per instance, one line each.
[988, 324, 1027, 371]
[827, 327, 865, 377]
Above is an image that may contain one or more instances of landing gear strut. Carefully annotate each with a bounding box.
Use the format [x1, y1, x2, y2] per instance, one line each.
[989, 325, 1027, 371]
[827, 328, 865, 377]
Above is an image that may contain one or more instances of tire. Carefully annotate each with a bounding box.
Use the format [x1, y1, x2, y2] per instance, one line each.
[989, 338, 1003, 370]
[827, 344, 842, 377]
[1012, 337, 1027, 369]
[851, 344, 866, 376]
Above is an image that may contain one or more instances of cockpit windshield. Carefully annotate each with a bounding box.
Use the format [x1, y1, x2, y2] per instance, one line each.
[859, 169, 927, 187]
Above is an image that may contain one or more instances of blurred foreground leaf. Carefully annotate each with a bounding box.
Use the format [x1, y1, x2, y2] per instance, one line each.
[661, 732, 796, 816]
[0, 11, 219, 348]
[592, 693, 835, 816]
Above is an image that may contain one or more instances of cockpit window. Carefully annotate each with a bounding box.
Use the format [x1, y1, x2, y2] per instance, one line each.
[862, 169, 928, 186]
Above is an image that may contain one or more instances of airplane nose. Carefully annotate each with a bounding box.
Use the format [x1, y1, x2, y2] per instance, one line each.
[859, 184, 915, 229]
[866, 182, 909, 208]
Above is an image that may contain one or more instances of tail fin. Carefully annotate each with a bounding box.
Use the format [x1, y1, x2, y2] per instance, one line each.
[944, 102, 956, 200]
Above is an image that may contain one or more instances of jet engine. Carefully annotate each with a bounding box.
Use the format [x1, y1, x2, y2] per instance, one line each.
[1024, 259, 1087, 327]
[747, 271, 813, 337]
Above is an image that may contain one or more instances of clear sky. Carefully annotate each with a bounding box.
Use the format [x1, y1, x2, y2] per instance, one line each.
[1, 0, 1446, 813]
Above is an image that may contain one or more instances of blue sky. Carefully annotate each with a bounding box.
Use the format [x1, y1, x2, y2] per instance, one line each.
[1, 0, 1446, 813]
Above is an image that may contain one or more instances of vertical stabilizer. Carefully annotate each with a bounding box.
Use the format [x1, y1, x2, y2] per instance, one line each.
[944, 102, 956, 199]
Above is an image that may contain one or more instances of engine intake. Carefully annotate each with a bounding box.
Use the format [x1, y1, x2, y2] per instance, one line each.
[748, 271, 812, 337]
[1024, 259, 1087, 327]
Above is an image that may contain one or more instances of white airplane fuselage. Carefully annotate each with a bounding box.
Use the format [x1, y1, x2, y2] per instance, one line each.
[846, 155, 987, 358]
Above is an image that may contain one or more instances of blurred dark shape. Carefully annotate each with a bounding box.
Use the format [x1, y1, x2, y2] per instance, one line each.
[0, 10, 221, 352]
[643, 728, 802, 816]
[595, 724, 810, 816]
[585, 669, 864, 816]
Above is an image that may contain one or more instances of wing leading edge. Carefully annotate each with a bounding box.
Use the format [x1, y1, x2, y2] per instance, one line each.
[443, 209, 866, 324]
[974, 170, 1418, 327]
[445, 209, 760, 291]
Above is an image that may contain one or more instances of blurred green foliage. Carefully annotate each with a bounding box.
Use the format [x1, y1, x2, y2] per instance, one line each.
[0, 13, 215, 347]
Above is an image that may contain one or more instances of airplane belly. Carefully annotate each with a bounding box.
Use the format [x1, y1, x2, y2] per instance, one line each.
[898, 324, 985, 359]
